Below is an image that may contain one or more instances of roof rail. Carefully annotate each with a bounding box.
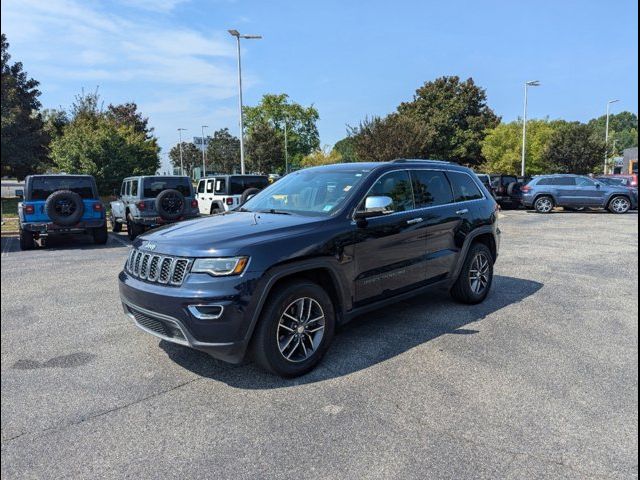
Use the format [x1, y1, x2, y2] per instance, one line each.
[391, 159, 455, 164]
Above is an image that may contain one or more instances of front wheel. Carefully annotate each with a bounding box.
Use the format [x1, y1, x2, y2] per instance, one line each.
[608, 196, 631, 214]
[450, 243, 494, 305]
[251, 281, 335, 377]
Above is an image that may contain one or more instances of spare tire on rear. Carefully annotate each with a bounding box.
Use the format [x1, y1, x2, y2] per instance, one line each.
[45, 190, 84, 226]
[506, 182, 520, 196]
[155, 189, 185, 221]
[240, 187, 260, 205]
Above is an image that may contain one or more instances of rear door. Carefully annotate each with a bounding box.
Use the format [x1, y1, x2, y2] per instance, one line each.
[410, 169, 461, 282]
[353, 170, 425, 305]
[552, 177, 578, 205]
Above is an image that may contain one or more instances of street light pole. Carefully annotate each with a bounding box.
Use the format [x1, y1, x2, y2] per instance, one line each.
[229, 29, 262, 175]
[284, 117, 289, 174]
[177, 128, 187, 176]
[604, 99, 620, 174]
[201, 125, 208, 178]
[521, 80, 540, 177]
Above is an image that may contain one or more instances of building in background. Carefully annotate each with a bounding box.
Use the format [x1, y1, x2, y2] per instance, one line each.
[618, 147, 639, 174]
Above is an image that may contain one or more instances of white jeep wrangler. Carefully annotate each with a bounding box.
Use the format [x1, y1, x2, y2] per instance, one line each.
[196, 175, 269, 215]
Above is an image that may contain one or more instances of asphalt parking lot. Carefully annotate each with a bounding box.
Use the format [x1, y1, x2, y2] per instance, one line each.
[1, 210, 638, 479]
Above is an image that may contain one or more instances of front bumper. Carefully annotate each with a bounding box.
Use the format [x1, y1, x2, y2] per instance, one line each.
[118, 269, 262, 363]
[22, 219, 105, 235]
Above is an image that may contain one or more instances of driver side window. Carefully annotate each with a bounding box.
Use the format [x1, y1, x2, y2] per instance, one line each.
[364, 171, 414, 213]
[576, 177, 596, 187]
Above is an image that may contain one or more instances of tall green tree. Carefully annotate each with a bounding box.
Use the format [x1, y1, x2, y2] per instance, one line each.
[332, 136, 358, 162]
[245, 122, 284, 174]
[168, 142, 201, 178]
[301, 146, 342, 167]
[481, 119, 560, 175]
[243, 94, 320, 171]
[543, 122, 605, 174]
[587, 111, 638, 156]
[51, 91, 160, 194]
[206, 128, 240, 174]
[397, 76, 500, 166]
[1, 33, 47, 179]
[106, 102, 153, 139]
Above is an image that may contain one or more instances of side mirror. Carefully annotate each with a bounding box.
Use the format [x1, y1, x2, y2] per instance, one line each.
[595, 183, 601, 189]
[355, 196, 394, 220]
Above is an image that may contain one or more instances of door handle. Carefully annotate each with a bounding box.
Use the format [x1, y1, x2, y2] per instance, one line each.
[456, 208, 469, 215]
[406, 217, 424, 225]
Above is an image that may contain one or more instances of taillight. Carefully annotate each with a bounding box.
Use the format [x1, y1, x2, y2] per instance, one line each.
[191, 199, 198, 208]
[226, 197, 233, 206]
[137, 201, 146, 210]
[23, 204, 35, 215]
[93, 203, 103, 211]
[521, 185, 532, 193]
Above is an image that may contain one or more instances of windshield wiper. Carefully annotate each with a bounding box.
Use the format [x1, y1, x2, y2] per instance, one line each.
[257, 209, 292, 215]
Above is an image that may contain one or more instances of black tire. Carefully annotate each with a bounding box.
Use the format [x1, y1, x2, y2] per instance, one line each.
[608, 196, 631, 214]
[534, 195, 554, 214]
[210, 203, 223, 215]
[240, 188, 260, 205]
[45, 190, 84, 226]
[127, 214, 144, 240]
[506, 182, 519, 196]
[92, 225, 108, 244]
[251, 281, 335, 377]
[111, 217, 122, 232]
[19, 229, 34, 250]
[155, 189, 185, 221]
[450, 243, 494, 305]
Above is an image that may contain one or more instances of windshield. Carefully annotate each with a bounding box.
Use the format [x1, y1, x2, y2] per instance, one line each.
[240, 169, 370, 216]
[30, 177, 95, 200]
[143, 177, 192, 198]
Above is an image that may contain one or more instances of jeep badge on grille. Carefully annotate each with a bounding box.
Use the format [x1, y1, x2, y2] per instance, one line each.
[142, 242, 157, 251]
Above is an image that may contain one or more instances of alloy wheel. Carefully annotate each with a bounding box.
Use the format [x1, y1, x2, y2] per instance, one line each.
[611, 197, 630, 213]
[536, 198, 553, 213]
[276, 297, 326, 363]
[468, 253, 490, 295]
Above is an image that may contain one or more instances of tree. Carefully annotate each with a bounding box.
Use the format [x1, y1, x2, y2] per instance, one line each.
[481, 119, 560, 175]
[243, 94, 320, 171]
[245, 122, 283, 174]
[348, 114, 430, 162]
[397, 76, 500, 166]
[51, 91, 160, 194]
[300, 146, 342, 167]
[206, 128, 240, 174]
[1, 33, 47, 179]
[587, 111, 638, 156]
[332, 136, 358, 163]
[106, 102, 153, 138]
[543, 122, 606, 174]
[168, 142, 201, 177]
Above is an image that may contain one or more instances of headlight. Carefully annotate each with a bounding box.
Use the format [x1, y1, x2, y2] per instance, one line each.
[192, 257, 249, 276]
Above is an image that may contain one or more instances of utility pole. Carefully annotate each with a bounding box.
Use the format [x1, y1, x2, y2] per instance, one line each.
[177, 128, 187, 176]
[201, 125, 208, 179]
[604, 99, 620, 174]
[521, 81, 541, 177]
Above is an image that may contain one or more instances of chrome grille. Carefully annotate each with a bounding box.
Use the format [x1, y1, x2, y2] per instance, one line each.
[126, 249, 192, 286]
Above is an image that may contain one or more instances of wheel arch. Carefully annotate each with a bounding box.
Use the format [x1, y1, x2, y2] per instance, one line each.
[606, 193, 632, 208]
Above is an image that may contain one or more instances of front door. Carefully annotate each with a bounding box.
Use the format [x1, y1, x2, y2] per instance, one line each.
[353, 170, 425, 305]
[574, 177, 606, 206]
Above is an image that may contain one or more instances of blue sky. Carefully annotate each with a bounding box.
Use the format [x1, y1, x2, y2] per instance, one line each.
[2, 0, 638, 173]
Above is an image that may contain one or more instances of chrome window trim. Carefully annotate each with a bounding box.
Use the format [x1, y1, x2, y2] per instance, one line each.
[351, 167, 486, 221]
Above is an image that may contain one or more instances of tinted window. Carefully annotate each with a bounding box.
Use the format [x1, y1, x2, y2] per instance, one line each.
[197, 180, 205, 193]
[501, 176, 517, 186]
[575, 177, 596, 187]
[131, 180, 138, 196]
[142, 177, 191, 198]
[121, 181, 127, 196]
[30, 177, 95, 200]
[214, 179, 226, 194]
[536, 177, 575, 186]
[411, 170, 454, 207]
[366, 171, 414, 212]
[448, 172, 483, 202]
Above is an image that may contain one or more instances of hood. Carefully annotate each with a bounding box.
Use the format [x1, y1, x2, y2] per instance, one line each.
[133, 211, 325, 257]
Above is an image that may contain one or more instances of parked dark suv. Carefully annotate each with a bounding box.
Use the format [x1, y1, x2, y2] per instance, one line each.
[119, 160, 501, 377]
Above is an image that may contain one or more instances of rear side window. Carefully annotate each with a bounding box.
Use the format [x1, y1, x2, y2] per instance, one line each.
[121, 181, 127, 196]
[207, 180, 214, 193]
[366, 171, 414, 212]
[142, 178, 192, 198]
[30, 177, 95, 200]
[447, 172, 484, 202]
[214, 179, 226, 194]
[197, 180, 205, 193]
[411, 170, 454, 207]
[131, 180, 138, 196]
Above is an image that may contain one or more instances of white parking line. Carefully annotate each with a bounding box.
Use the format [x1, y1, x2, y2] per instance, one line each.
[109, 233, 131, 248]
[1, 237, 16, 257]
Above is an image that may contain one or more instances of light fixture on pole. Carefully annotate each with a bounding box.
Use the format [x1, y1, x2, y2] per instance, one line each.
[604, 99, 620, 174]
[201, 125, 208, 178]
[177, 128, 187, 176]
[228, 29, 262, 175]
[521, 80, 541, 177]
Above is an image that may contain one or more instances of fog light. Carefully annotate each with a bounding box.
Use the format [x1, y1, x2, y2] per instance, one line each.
[187, 305, 224, 320]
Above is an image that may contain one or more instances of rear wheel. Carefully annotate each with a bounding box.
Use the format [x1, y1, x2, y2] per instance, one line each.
[451, 243, 494, 304]
[19, 229, 35, 250]
[608, 196, 631, 214]
[251, 281, 335, 377]
[534, 196, 554, 214]
[126, 214, 144, 240]
[111, 217, 122, 232]
[92, 225, 108, 244]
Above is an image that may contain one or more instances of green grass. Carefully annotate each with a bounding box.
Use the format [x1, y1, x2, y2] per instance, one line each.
[1, 198, 20, 218]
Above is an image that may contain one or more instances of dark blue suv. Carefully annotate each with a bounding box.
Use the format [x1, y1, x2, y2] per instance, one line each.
[521, 174, 637, 214]
[18, 174, 107, 250]
[119, 160, 501, 377]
